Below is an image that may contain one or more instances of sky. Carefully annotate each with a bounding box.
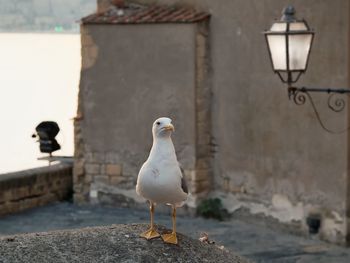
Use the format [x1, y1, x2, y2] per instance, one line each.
[0, 33, 81, 173]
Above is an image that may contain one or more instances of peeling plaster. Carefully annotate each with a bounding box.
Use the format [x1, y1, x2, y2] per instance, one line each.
[320, 211, 346, 244]
[91, 183, 144, 203]
[211, 191, 346, 244]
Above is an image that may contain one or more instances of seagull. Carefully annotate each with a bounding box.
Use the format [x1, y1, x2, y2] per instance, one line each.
[136, 117, 188, 245]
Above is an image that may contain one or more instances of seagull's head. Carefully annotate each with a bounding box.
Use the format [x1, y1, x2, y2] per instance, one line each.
[152, 117, 174, 139]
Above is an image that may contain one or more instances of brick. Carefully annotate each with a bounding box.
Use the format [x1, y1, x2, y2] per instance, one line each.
[106, 164, 122, 176]
[196, 145, 211, 158]
[92, 152, 105, 162]
[85, 164, 100, 174]
[3, 190, 12, 201]
[197, 122, 210, 134]
[196, 159, 211, 169]
[81, 34, 94, 47]
[196, 33, 207, 54]
[192, 169, 210, 182]
[87, 45, 98, 60]
[80, 26, 89, 36]
[196, 107, 210, 120]
[100, 164, 106, 175]
[13, 186, 30, 200]
[31, 184, 46, 196]
[192, 180, 211, 194]
[73, 184, 83, 193]
[36, 173, 49, 184]
[197, 133, 211, 144]
[0, 192, 5, 204]
[83, 184, 92, 195]
[52, 179, 62, 191]
[61, 176, 72, 186]
[74, 193, 88, 204]
[73, 161, 84, 177]
[73, 174, 83, 184]
[85, 174, 94, 183]
[184, 170, 195, 182]
[109, 175, 124, 186]
[85, 152, 94, 162]
[105, 152, 119, 163]
[94, 175, 109, 185]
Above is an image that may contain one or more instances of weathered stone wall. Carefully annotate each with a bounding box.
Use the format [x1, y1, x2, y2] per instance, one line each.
[192, 20, 212, 198]
[77, 0, 350, 244]
[75, 22, 212, 207]
[0, 163, 73, 216]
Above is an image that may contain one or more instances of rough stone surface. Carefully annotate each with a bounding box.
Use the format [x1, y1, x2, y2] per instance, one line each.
[0, 223, 248, 263]
[1, 203, 350, 263]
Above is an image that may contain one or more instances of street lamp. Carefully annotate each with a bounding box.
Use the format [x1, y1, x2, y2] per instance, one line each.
[264, 5, 350, 133]
[264, 5, 314, 86]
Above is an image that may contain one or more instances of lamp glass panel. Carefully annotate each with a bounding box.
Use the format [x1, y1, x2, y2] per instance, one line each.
[289, 22, 307, 31]
[267, 34, 287, 70]
[288, 34, 313, 70]
[270, 22, 287, 32]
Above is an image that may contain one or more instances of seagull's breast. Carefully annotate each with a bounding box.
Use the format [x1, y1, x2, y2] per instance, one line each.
[136, 137, 188, 205]
[136, 158, 187, 205]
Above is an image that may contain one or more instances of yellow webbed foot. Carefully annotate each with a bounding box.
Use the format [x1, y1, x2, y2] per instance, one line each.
[140, 228, 161, 240]
[161, 232, 178, 245]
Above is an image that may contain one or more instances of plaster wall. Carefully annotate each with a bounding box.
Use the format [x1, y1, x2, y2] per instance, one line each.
[82, 24, 196, 169]
[131, 0, 350, 244]
[76, 23, 199, 204]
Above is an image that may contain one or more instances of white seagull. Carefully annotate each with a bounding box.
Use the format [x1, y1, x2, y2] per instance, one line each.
[136, 117, 188, 244]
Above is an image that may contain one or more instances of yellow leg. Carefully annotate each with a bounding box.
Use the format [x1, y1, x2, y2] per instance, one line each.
[140, 202, 160, 240]
[161, 206, 178, 245]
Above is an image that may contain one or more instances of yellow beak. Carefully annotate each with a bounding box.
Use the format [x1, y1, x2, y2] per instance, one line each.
[163, 124, 175, 131]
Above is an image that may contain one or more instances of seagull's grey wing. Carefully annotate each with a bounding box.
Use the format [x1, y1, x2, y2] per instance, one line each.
[180, 166, 189, 194]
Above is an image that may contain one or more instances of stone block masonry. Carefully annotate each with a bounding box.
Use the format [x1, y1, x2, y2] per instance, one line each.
[73, 149, 136, 206]
[193, 20, 212, 199]
[0, 163, 73, 216]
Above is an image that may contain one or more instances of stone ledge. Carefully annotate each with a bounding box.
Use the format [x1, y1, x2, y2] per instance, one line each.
[0, 163, 72, 183]
[0, 224, 250, 263]
[0, 163, 73, 216]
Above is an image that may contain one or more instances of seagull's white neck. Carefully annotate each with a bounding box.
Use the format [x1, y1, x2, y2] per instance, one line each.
[149, 136, 177, 162]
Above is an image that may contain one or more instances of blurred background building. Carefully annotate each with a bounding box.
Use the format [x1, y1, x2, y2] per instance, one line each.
[75, 0, 350, 245]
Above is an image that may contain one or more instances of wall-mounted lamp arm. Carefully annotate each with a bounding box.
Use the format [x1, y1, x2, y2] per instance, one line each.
[287, 86, 350, 134]
[289, 86, 350, 94]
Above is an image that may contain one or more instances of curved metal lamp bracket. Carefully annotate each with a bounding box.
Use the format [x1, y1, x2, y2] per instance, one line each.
[288, 87, 350, 134]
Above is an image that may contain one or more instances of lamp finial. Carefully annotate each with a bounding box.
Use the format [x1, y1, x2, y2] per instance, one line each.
[281, 5, 296, 22]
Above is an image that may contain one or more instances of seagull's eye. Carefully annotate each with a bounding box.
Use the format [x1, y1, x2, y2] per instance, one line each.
[156, 122, 161, 125]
